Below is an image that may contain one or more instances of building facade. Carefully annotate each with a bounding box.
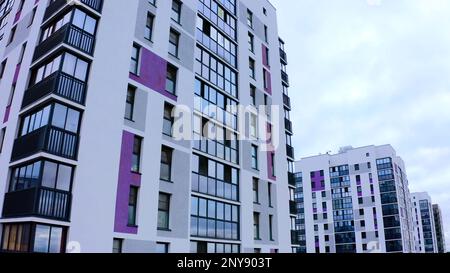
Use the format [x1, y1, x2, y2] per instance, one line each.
[411, 192, 438, 253]
[294, 145, 416, 253]
[0, 0, 295, 253]
[432, 204, 446, 253]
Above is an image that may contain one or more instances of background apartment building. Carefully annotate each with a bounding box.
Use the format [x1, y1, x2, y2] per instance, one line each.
[294, 145, 416, 253]
[0, 0, 296, 253]
[432, 204, 446, 253]
[411, 192, 438, 253]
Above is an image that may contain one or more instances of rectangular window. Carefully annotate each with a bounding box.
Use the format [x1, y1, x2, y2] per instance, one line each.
[171, 0, 182, 23]
[248, 32, 254, 52]
[156, 242, 169, 253]
[125, 85, 136, 120]
[131, 136, 142, 173]
[8, 26, 16, 45]
[253, 178, 259, 203]
[250, 114, 257, 139]
[18, 43, 26, 64]
[163, 103, 174, 136]
[128, 186, 138, 226]
[264, 25, 268, 43]
[269, 215, 274, 240]
[113, 238, 123, 253]
[268, 183, 272, 207]
[130, 44, 140, 74]
[160, 146, 173, 181]
[247, 9, 253, 28]
[251, 145, 258, 170]
[145, 13, 155, 41]
[28, 8, 36, 27]
[254, 212, 260, 240]
[158, 193, 171, 230]
[166, 64, 177, 94]
[169, 29, 180, 57]
[249, 58, 255, 78]
[0, 128, 4, 153]
[250, 85, 256, 106]
[0, 59, 7, 79]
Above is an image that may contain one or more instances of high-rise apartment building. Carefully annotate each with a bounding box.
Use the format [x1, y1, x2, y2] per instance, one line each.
[294, 145, 416, 253]
[411, 192, 438, 253]
[0, 0, 296, 253]
[432, 204, 446, 253]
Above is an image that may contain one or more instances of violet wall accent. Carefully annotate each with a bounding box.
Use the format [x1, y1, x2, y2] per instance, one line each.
[114, 131, 142, 234]
[311, 170, 325, 192]
[129, 46, 177, 101]
[262, 44, 270, 69]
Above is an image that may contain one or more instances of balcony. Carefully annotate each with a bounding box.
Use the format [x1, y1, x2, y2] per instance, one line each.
[33, 24, 95, 61]
[44, 0, 103, 21]
[22, 71, 86, 108]
[11, 126, 78, 162]
[291, 230, 300, 245]
[280, 48, 288, 64]
[283, 93, 291, 109]
[288, 172, 296, 187]
[281, 70, 289, 85]
[289, 200, 297, 215]
[2, 187, 71, 221]
[286, 145, 295, 159]
[285, 118, 293, 133]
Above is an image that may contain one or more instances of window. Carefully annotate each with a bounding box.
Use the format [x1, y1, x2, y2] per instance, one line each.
[125, 85, 136, 120]
[268, 183, 273, 207]
[269, 215, 274, 241]
[250, 114, 257, 139]
[113, 238, 123, 253]
[263, 69, 270, 90]
[264, 25, 268, 43]
[33, 224, 64, 253]
[130, 44, 140, 74]
[0, 59, 7, 79]
[166, 64, 177, 94]
[362, 232, 367, 239]
[163, 103, 174, 136]
[190, 196, 239, 240]
[8, 26, 16, 45]
[145, 13, 155, 41]
[128, 186, 138, 226]
[156, 243, 169, 253]
[0, 128, 5, 153]
[248, 32, 254, 52]
[253, 178, 259, 203]
[250, 85, 256, 106]
[264, 47, 270, 66]
[18, 43, 26, 64]
[171, 0, 181, 23]
[246, 9, 253, 28]
[149, 0, 156, 6]
[169, 29, 180, 57]
[28, 7, 36, 27]
[254, 212, 260, 240]
[354, 164, 360, 171]
[131, 136, 142, 173]
[160, 146, 173, 181]
[251, 145, 258, 170]
[360, 220, 366, 227]
[249, 58, 255, 78]
[158, 193, 170, 230]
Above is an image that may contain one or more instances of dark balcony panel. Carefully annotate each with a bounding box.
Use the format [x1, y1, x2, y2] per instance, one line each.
[289, 200, 297, 215]
[285, 118, 293, 133]
[81, 0, 104, 13]
[286, 145, 295, 159]
[44, 0, 103, 21]
[22, 72, 86, 108]
[2, 187, 71, 221]
[33, 24, 68, 61]
[283, 93, 291, 109]
[281, 70, 289, 85]
[280, 48, 288, 64]
[288, 172, 296, 186]
[291, 230, 300, 245]
[11, 126, 78, 162]
[33, 25, 95, 62]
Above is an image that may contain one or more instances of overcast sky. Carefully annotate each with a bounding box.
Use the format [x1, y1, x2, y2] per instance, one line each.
[271, 0, 450, 250]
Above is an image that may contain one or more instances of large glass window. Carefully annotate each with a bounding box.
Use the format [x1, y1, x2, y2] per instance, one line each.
[191, 154, 239, 201]
[191, 196, 239, 240]
[20, 103, 81, 137]
[160, 146, 173, 181]
[33, 224, 64, 253]
[198, 0, 236, 40]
